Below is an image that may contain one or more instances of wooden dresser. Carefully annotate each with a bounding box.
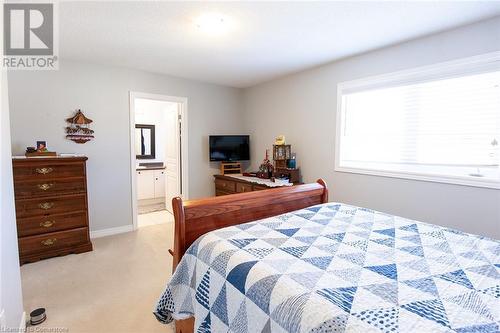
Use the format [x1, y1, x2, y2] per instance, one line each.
[214, 174, 300, 196]
[12, 156, 93, 264]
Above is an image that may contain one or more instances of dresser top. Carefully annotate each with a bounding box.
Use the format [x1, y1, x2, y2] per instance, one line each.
[214, 174, 293, 187]
[12, 156, 88, 163]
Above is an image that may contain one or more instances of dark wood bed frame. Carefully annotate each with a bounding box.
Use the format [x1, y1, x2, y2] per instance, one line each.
[169, 179, 328, 333]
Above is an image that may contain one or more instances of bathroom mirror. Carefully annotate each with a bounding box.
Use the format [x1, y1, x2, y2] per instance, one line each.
[135, 124, 155, 159]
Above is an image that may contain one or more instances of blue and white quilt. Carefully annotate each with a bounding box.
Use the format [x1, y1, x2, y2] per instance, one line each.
[155, 203, 500, 332]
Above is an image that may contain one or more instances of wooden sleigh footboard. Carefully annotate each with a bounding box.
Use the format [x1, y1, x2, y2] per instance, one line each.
[168, 179, 328, 333]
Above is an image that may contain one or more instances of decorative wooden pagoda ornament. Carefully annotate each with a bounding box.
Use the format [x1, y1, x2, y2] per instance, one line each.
[65, 109, 95, 144]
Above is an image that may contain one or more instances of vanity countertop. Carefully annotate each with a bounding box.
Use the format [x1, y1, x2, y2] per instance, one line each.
[136, 166, 166, 171]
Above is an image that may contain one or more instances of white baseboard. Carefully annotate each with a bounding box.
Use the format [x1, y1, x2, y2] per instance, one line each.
[90, 225, 134, 239]
[19, 311, 26, 331]
[0, 309, 5, 328]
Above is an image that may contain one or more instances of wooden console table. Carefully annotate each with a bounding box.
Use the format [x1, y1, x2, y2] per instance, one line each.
[214, 174, 298, 196]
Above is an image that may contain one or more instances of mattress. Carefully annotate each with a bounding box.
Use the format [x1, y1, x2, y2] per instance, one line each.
[155, 203, 500, 332]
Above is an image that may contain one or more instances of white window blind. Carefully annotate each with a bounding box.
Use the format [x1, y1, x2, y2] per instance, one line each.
[336, 55, 500, 188]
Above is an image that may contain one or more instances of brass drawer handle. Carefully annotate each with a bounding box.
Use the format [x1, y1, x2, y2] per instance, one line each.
[37, 183, 54, 191]
[41, 238, 57, 246]
[38, 202, 54, 210]
[40, 220, 55, 228]
[35, 167, 54, 174]
[222, 183, 226, 187]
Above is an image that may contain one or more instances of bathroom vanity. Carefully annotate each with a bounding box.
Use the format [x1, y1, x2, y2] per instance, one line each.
[136, 166, 166, 200]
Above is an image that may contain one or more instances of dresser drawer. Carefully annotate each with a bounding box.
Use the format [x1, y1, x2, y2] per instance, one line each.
[253, 185, 270, 191]
[236, 182, 252, 193]
[13, 162, 85, 180]
[15, 194, 86, 219]
[17, 212, 87, 237]
[14, 178, 85, 198]
[216, 189, 233, 196]
[215, 178, 236, 192]
[19, 227, 89, 256]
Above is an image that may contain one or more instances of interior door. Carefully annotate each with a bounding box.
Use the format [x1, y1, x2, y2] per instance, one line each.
[164, 105, 180, 213]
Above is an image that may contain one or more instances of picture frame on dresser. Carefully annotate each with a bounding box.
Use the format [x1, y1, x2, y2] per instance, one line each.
[12, 156, 93, 265]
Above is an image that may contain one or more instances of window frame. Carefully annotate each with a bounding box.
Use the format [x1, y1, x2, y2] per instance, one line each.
[335, 51, 500, 189]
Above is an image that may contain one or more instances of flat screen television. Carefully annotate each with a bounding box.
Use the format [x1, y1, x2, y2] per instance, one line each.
[209, 135, 250, 162]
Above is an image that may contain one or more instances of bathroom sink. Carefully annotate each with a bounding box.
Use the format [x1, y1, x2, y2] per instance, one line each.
[136, 162, 164, 170]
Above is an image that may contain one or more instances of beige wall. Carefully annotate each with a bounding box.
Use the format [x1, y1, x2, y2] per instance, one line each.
[8, 18, 500, 239]
[243, 17, 500, 239]
[8, 60, 243, 232]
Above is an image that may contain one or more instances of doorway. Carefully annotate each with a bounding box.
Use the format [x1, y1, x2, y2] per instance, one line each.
[129, 92, 188, 230]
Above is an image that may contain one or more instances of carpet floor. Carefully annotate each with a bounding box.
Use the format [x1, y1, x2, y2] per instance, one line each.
[21, 223, 175, 333]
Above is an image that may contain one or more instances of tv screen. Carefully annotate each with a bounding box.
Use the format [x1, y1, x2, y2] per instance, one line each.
[209, 135, 250, 161]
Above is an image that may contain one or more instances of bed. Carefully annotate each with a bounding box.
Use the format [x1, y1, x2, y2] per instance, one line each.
[155, 180, 500, 333]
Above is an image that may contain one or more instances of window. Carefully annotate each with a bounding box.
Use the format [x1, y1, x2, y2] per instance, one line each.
[336, 53, 500, 189]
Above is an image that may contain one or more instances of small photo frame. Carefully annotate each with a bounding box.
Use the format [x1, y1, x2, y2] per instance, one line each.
[36, 141, 47, 151]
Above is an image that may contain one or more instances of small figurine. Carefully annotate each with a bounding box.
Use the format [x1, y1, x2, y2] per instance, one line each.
[275, 135, 286, 145]
[257, 149, 274, 179]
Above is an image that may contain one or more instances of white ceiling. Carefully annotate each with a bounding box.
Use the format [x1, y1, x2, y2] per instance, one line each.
[60, 1, 500, 88]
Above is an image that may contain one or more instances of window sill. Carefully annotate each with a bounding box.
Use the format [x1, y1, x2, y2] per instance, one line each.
[335, 164, 500, 189]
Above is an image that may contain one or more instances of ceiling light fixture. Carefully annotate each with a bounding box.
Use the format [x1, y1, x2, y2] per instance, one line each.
[195, 12, 229, 37]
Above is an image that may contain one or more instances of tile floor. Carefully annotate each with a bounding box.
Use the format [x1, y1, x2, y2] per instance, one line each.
[138, 210, 174, 228]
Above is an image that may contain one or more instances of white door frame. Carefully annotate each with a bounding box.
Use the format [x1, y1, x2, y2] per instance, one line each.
[129, 91, 189, 230]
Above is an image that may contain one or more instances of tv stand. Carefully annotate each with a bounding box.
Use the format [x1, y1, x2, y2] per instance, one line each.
[220, 161, 242, 175]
